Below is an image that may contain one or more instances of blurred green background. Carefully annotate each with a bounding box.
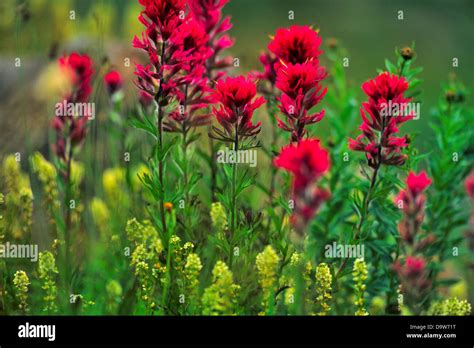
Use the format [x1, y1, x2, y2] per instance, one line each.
[0, 0, 472, 155]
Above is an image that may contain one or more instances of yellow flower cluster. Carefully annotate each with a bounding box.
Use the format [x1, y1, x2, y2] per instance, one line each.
[315, 263, 332, 315]
[171, 236, 194, 273]
[31, 152, 60, 235]
[184, 253, 203, 307]
[353, 258, 369, 316]
[430, 297, 471, 316]
[210, 202, 227, 237]
[13, 270, 30, 312]
[202, 261, 240, 315]
[103, 167, 127, 202]
[126, 218, 163, 313]
[256, 246, 280, 312]
[38, 251, 58, 313]
[1, 155, 33, 241]
[90, 198, 110, 236]
[106, 280, 123, 314]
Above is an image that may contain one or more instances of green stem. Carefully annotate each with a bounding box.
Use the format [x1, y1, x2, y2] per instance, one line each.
[155, 42, 168, 237]
[336, 110, 388, 280]
[63, 136, 74, 297]
[229, 123, 239, 267]
[181, 85, 191, 239]
[155, 41, 170, 311]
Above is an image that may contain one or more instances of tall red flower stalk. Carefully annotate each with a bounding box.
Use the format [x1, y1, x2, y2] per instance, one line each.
[163, 15, 214, 239]
[190, 0, 234, 82]
[348, 72, 414, 168]
[394, 171, 434, 252]
[51, 51, 93, 288]
[393, 171, 433, 314]
[133, 0, 188, 312]
[393, 255, 431, 313]
[269, 25, 327, 143]
[337, 71, 416, 279]
[349, 72, 415, 236]
[189, 0, 234, 202]
[210, 76, 265, 264]
[274, 139, 330, 238]
[133, 0, 186, 238]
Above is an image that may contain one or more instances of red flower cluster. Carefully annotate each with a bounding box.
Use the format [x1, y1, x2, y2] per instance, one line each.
[104, 70, 122, 96]
[52, 52, 93, 161]
[189, 0, 234, 82]
[269, 25, 323, 66]
[134, 0, 219, 133]
[274, 139, 330, 235]
[210, 76, 265, 140]
[137, 0, 185, 40]
[59, 52, 93, 102]
[349, 72, 415, 168]
[265, 25, 327, 142]
[275, 62, 327, 142]
[393, 255, 431, 298]
[169, 18, 212, 79]
[394, 171, 434, 249]
[393, 172, 434, 311]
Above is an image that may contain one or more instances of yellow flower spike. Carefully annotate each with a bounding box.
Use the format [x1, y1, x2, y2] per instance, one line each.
[2, 155, 22, 194]
[352, 258, 369, 316]
[202, 261, 240, 315]
[90, 198, 110, 235]
[210, 202, 227, 238]
[315, 263, 332, 316]
[38, 251, 58, 313]
[13, 270, 30, 312]
[184, 253, 203, 306]
[256, 245, 280, 312]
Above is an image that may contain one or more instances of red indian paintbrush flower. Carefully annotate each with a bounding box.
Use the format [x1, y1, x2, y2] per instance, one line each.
[257, 25, 324, 89]
[133, 0, 187, 102]
[275, 62, 327, 142]
[394, 171, 434, 249]
[58, 52, 93, 102]
[210, 76, 265, 140]
[53, 52, 93, 161]
[169, 17, 213, 79]
[164, 15, 215, 132]
[349, 72, 415, 168]
[394, 256, 430, 288]
[104, 70, 122, 95]
[137, 0, 186, 41]
[189, 0, 234, 82]
[264, 25, 327, 142]
[393, 255, 431, 310]
[274, 139, 330, 235]
[268, 25, 323, 66]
